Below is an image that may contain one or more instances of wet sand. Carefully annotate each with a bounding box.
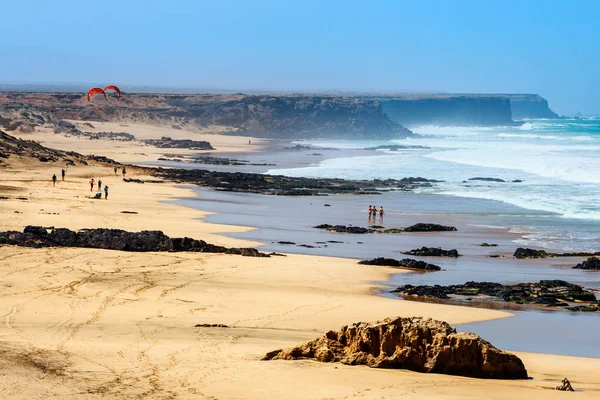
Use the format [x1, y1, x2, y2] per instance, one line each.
[177, 187, 600, 358]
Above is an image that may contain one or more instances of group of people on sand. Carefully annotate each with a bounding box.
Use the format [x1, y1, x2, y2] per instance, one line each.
[89, 178, 109, 199]
[368, 205, 384, 222]
[114, 165, 126, 177]
[51, 168, 67, 186]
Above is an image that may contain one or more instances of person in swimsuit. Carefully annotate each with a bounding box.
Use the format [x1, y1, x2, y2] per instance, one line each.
[372, 207, 377, 220]
[379, 207, 385, 223]
[368, 205, 372, 220]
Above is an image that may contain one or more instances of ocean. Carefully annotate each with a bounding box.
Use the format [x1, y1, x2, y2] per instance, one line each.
[267, 119, 600, 252]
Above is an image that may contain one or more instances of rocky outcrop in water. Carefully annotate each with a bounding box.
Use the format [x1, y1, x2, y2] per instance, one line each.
[402, 247, 460, 257]
[150, 168, 438, 196]
[359, 257, 441, 271]
[0, 226, 268, 257]
[404, 223, 457, 232]
[514, 247, 600, 259]
[314, 224, 375, 234]
[262, 317, 528, 379]
[393, 280, 597, 311]
[468, 177, 506, 183]
[573, 257, 600, 270]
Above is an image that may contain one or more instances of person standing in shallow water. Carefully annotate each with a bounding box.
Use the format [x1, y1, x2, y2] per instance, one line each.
[372, 206, 377, 221]
[52, 174, 57, 187]
[379, 207, 385, 223]
[104, 185, 109, 200]
[368, 205, 372, 221]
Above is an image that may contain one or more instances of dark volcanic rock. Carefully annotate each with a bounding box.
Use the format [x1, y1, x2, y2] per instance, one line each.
[144, 136, 214, 150]
[468, 177, 506, 183]
[0, 226, 268, 257]
[514, 247, 600, 259]
[262, 317, 528, 379]
[313, 224, 375, 234]
[404, 223, 457, 232]
[573, 257, 600, 270]
[151, 167, 439, 196]
[359, 257, 441, 271]
[403, 246, 460, 257]
[393, 280, 597, 311]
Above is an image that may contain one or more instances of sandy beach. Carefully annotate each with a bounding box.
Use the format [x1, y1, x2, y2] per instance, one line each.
[1, 125, 600, 399]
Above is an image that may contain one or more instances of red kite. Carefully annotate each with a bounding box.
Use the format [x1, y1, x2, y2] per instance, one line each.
[104, 85, 121, 100]
[87, 88, 107, 102]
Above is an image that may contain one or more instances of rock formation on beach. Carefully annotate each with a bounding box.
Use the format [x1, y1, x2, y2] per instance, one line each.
[573, 256, 600, 270]
[514, 247, 600, 259]
[359, 257, 441, 271]
[0, 226, 268, 257]
[404, 223, 457, 232]
[393, 280, 598, 311]
[262, 317, 528, 379]
[402, 246, 460, 257]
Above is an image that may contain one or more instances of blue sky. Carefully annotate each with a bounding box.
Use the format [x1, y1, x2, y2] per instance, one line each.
[1, 0, 598, 114]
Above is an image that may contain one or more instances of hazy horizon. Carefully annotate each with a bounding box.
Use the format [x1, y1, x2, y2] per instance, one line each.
[2, 0, 598, 115]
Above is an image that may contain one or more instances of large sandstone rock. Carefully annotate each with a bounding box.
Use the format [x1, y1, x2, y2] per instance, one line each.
[263, 317, 528, 379]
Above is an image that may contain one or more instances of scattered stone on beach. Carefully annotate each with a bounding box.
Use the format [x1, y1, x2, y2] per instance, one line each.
[480, 243, 498, 247]
[324, 204, 331, 207]
[514, 247, 600, 259]
[512, 180, 523, 183]
[468, 177, 506, 183]
[313, 224, 375, 234]
[194, 324, 229, 328]
[359, 257, 441, 271]
[0, 226, 269, 257]
[404, 223, 457, 232]
[327, 240, 343, 244]
[143, 136, 214, 150]
[262, 317, 528, 379]
[573, 256, 600, 270]
[556, 378, 575, 391]
[120, 211, 138, 214]
[403, 246, 460, 258]
[392, 280, 597, 311]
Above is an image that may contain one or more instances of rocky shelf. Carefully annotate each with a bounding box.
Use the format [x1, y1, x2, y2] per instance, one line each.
[313, 223, 457, 234]
[392, 280, 599, 312]
[262, 317, 528, 379]
[402, 246, 460, 257]
[148, 168, 439, 196]
[573, 257, 600, 270]
[359, 257, 441, 271]
[514, 247, 600, 259]
[143, 136, 214, 150]
[0, 226, 268, 257]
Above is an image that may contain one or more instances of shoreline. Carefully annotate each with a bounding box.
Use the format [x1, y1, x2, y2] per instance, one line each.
[2, 123, 600, 398]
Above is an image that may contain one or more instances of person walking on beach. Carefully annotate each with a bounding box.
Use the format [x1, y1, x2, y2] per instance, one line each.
[61, 169, 65, 181]
[114, 166, 118, 175]
[52, 174, 57, 187]
[104, 185, 109, 200]
[122, 167, 127, 177]
[97, 179, 102, 191]
[379, 207, 385, 223]
[89, 178, 95, 191]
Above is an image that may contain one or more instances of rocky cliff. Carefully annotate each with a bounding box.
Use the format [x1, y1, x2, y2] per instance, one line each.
[503, 94, 560, 119]
[0, 93, 413, 140]
[379, 96, 516, 126]
[377, 93, 559, 126]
